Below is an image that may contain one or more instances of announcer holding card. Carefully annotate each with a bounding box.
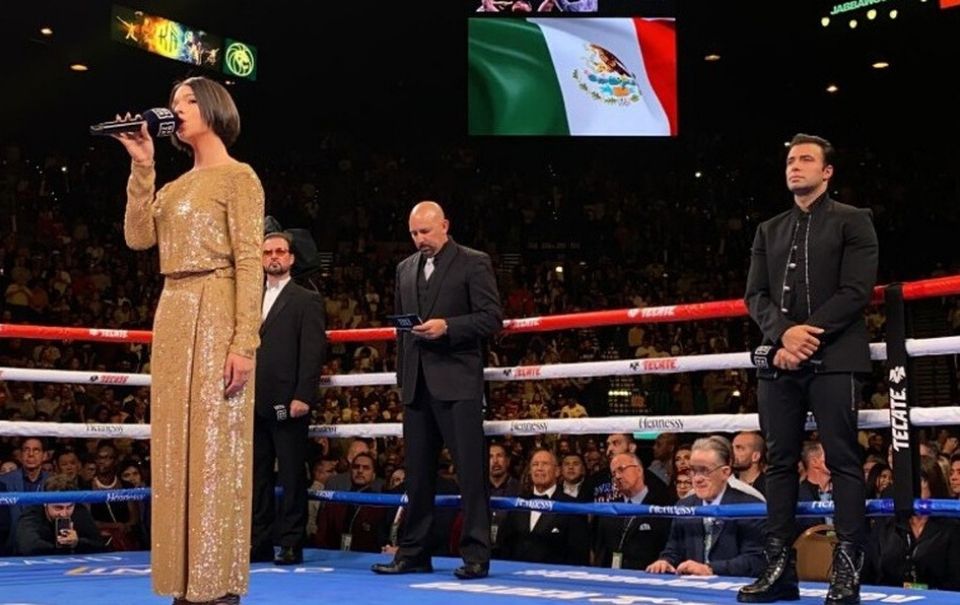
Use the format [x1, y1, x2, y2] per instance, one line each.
[372, 201, 502, 580]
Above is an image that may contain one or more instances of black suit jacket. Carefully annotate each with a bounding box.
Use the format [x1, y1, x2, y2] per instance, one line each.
[255, 280, 326, 418]
[394, 240, 502, 404]
[594, 479, 672, 570]
[497, 489, 590, 565]
[657, 487, 765, 577]
[745, 196, 879, 373]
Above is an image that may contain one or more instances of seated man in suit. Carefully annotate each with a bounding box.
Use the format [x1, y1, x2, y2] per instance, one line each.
[496, 448, 589, 565]
[594, 452, 671, 569]
[0, 437, 49, 554]
[314, 452, 385, 552]
[647, 436, 765, 577]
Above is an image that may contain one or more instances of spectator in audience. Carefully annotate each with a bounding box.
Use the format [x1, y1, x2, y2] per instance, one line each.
[560, 452, 589, 501]
[306, 456, 339, 541]
[558, 395, 588, 418]
[89, 443, 141, 551]
[647, 433, 677, 485]
[14, 473, 105, 556]
[327, 439, 385, 492]
[0, 437, 49, 551]
[865, 463, 892, 500]
[673, 470, 692, 501]
[950, 453, 960, 498]
[865, 457, 960, 591]
[54, 449, 83, 486]
[488, 442, 520, 556]
[797, 441, 835, 532]
[673, 443, 692, 476]
[496, 449, 589, 565]
[314, 452, 384, 552]
[79, 458, 97, 485]
[862, 454, 884, 481]
[582, 433, 639, 503]
[646, 436, 764, 577]
[732, 431, 767, 495]
[594, 452, 671, 570]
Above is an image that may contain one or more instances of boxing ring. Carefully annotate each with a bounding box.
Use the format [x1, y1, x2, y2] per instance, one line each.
[2, 275, 960, 604]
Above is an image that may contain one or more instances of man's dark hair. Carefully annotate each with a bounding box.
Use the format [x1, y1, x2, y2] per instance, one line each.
[789, 133, 836, 168]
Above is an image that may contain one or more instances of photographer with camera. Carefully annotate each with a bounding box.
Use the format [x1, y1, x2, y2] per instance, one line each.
[14, 474, 105, 556]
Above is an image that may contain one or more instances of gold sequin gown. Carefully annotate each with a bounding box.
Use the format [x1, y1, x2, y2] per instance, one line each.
[125, 161, 264, 601]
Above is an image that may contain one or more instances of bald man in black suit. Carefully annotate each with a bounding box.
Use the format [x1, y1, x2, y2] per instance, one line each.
[372, 201, 502, 580]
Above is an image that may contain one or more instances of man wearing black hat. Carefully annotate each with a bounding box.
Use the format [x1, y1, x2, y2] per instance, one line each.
[251, 230, 326, 565]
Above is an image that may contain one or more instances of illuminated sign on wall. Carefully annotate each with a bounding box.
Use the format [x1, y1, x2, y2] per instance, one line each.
[111, 5, 257, 81]
[223, 39, 258, 80]
[829, 0, 888, 16]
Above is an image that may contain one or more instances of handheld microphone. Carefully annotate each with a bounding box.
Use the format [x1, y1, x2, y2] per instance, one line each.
[89, 108, 181, 137]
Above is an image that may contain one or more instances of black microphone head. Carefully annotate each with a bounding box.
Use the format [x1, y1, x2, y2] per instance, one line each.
[89, 107, 181, 137]
[141, 107, 181, 137]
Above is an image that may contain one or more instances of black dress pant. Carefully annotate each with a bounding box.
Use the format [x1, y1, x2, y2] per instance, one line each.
[758, 370, 865, 545]
[251, 414, 310, 550]
[398, 374, 491, 564]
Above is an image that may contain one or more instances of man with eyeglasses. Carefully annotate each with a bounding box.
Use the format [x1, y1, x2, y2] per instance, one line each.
[594, 453, 670, 570]
[647, 436, 764, 577]
[251, 230, 326, 566]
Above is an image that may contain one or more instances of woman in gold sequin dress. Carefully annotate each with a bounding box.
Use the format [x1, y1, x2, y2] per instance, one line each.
[113, 76, 263, 605]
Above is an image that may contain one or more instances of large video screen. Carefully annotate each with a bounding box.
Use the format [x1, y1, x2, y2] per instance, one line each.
[111, 5, 257, 81]
[468, 17, 676, 136]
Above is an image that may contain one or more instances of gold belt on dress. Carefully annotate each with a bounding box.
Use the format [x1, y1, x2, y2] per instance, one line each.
[164, 266, 236, 281]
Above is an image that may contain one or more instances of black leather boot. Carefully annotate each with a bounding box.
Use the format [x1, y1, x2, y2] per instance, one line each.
[737, 537, 800, 603]
[825, 541, 863, 605]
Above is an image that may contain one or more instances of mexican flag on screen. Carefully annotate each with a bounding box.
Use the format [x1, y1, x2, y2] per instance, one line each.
[468, 18, 677, 136]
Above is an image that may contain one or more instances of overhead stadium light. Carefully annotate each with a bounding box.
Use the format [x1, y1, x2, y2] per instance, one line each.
[826, 84, 839, 93]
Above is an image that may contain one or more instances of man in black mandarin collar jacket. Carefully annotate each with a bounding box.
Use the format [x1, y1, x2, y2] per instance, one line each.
[739, 134, 878, 605]
[372, 201, 502, 581]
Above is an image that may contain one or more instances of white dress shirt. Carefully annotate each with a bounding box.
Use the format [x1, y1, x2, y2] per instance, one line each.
[530, 484, 557, 531]
[262, 276, 291, 320]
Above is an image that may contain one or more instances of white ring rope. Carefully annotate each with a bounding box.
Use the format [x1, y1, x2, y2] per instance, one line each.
[1, 406, 958, 441]
[2, 335, 958, 389]
[1, 335, 957, 440]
